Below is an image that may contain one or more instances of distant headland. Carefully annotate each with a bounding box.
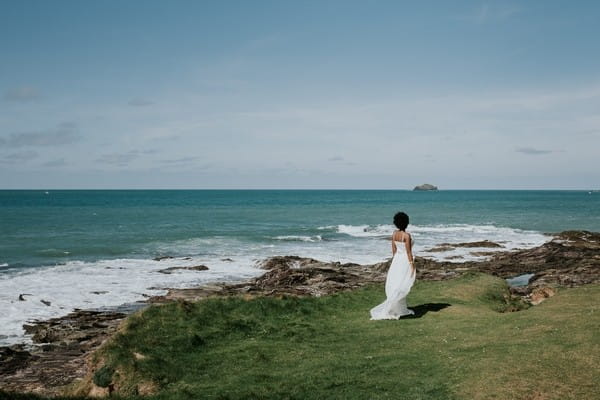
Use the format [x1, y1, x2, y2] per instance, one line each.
[413, 183, 438, 191]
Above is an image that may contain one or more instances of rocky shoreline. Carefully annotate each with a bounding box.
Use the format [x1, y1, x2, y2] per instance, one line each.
[1, 230, 599, 396]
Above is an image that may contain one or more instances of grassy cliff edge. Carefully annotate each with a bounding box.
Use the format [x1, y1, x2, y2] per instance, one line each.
[39, 272, 597, 400]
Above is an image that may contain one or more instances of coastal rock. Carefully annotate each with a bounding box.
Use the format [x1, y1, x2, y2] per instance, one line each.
[477, 232, 600, 283]
[419, 231, 600, 291]
[469, 251, 499, 257]
[0, 346, 37, 375]
[527, 287, 556, 305]
[0, 310, 128, 395]
[150, 256, 388, 301]
[153, 255, 174, 261]
[22, 310, 125, 345]
[157, 265, 209, 274]
[425, 240, 503, 252]
[258, 255, 322, 270]
[249, 264, 362, 296]
[370, 259, 392, 273]
[248, 257, 383, 297]
[441, 240, 503, 248]
[425, 245, 454, 253]
[413, 183, 438, 191]
[147, 284, 226, 303]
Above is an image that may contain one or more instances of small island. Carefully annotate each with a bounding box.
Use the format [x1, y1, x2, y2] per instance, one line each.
[413, 183, 438, 191]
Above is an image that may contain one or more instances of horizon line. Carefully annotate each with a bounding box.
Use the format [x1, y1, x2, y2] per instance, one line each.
[0, 188, 598, 191]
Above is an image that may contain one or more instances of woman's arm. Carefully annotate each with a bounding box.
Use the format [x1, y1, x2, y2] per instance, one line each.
[404, 234, 415, 277]
[391, 233, 397, 256]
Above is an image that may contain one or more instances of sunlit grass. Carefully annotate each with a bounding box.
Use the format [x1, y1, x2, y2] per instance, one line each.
[2, 273, 598, 400]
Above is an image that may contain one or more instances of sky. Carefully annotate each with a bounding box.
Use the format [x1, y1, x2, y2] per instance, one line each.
[1, 0, 599, 189]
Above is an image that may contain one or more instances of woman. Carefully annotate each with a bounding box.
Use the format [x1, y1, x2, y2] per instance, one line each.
[370, 212, 416, 319]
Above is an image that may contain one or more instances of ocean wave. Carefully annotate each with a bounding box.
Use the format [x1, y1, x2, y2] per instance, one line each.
[144, 236, 238, 257]
[273, 235, 322, 242]
[331, 222, 547, 239]
[36, 249, 71, 256]
[326, 223, 549, 262]
[335, 224, 389, 237]
[0, 263, 8, 268]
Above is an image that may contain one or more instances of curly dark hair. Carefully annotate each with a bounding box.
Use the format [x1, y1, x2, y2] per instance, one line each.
[393, 212, 409, 231]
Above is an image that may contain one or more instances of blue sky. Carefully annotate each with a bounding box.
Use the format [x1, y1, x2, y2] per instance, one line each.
[1, 0, 599, 189]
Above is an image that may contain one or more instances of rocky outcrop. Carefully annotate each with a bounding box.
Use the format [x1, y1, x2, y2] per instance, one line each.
[417, 231, 600, 296]
[437, 240, 502, 249]
[0, 310, 131, 395]
[474, 231, 600, 287]
[425, 240, 503, 252]
[413, 184, 438, 191]
[157, 265, 209, 274]
[527, 287, 556, 305]
[150, 258, 391, 301]
[153, 255, 174, 261]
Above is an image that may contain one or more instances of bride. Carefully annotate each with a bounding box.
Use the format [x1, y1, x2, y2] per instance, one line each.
[370, 212, 416, 319]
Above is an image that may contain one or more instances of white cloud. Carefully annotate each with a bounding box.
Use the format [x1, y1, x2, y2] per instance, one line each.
[2, 122, 80, 147]
[95, 152, 140, 166]
[515, 147, 552, 155]
[0, 151, 38, 164]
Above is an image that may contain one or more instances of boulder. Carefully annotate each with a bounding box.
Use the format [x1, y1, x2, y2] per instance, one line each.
[153, 255, 174, 261]
[157, 265, 209, 274]
[527, 287, 556, 305]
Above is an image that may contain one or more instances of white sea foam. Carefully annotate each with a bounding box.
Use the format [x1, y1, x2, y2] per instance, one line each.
[273, 235, 322, 242]
[335, 224, 390, 237]
[0, 256, 263, 346]
[331, 223, 549, 263]
[0, 263, 8, 268]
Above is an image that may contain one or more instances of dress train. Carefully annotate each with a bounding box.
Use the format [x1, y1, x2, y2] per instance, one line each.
[370, 241, 415, 319]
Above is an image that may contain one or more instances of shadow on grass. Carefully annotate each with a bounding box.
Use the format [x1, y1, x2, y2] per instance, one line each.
[402, 303, 451, 319]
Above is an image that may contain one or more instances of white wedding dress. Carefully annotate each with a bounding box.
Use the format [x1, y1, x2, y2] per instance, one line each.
[370, 239, 415, 319]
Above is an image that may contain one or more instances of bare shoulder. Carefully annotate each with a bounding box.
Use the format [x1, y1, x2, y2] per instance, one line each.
[392, 230, 412, 242]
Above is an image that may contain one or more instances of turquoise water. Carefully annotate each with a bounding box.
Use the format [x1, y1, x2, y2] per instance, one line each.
[1, 190, 599, 269]
[1, 189, 599, 345]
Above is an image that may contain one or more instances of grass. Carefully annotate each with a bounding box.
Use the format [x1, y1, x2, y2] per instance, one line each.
[2, 272, 598, 400]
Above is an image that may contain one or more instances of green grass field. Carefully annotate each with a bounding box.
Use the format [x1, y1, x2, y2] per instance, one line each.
[2, 272, 598, 400]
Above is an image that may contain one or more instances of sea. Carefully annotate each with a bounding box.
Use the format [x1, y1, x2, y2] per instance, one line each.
[1, 189, 599, 345]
